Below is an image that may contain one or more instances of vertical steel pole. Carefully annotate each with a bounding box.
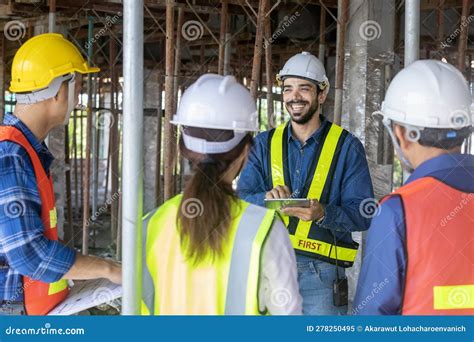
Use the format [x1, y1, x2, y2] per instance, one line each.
[224, 33, 231, 76]
[333, 0, 349, 125]
[82, 16, 94, 255]
[264, 7, 274, 128]
[403, 0, 420, 182]
[45, 0, 56, 148]
[404, 0, 420, 67]
[155, 72, 163, 206]
[437, 0, 445, 51]
[164, 1, 176, 201]
[457, 0, 470, 72]
[48, 0, 56, 33]
[318, 6, 326, 64]
[250, 0, 266, 100]
[218, 0, 229, 75]
[109, 37, 120, 246]
[122, 0, 144, 315]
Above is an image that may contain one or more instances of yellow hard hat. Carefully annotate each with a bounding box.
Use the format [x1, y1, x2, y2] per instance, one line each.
[10, 33, 100, 93]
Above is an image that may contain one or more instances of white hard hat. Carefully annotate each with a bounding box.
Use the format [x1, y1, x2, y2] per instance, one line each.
[380, 60, 473, 129]
[171, 74, 258, 154]
[277, 51, 329, 91]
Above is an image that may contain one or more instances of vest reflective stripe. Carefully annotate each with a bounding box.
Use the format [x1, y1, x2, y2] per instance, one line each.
[269, 122, 358, 265]
[141, 209, 158, 315]
[294, 124, 343, 238]
[225, 204, 272, 315]
[433, 285, 474, 310]
[0, 126, 69, 315]
[289, 236, 358, 263]
[141, 195, 275, 315]
[47, 279, 68, 295]
[269, 124, 289, 225]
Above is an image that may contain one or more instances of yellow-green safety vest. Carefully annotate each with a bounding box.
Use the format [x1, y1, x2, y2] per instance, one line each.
[269, 121, 358, 267]
[141, 194, 276, 315]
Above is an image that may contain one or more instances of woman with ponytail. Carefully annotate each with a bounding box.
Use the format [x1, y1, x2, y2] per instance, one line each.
[140, 74, 301, 315]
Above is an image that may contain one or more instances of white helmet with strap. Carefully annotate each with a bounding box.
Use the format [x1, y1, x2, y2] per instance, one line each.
[375, 59, 473, 170]
[380, 60, 472, 129]
[171, 74, 258, 154]
[277, 51, 329, 92]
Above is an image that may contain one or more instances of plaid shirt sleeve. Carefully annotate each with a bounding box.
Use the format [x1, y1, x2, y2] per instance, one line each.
[0, 153, 76, 283]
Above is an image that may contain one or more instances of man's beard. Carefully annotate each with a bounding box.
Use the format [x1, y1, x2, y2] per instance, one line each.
[286, 99, 319, 125]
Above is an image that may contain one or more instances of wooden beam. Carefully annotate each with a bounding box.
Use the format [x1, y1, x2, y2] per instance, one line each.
[163, 0, 176, 201]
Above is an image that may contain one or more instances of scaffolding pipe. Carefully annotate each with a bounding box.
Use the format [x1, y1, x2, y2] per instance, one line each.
[224, 33, 231, 75]
[174, 8, 184, 195]
[45, 0, 56, 148]
[109, 37, 120, 245]
[155, 73, 163, 206]
[264, 7, 274, 128]
[218, 0, 229, 75]
[318, 6, 326, 64]
[200, 44, 205, 74]
[404, 0, 420, 67]
[164, 1, 176, 200]
[173, 7, 184, 112]
[403, 0, 420, 182]
[457, 0, 470, 72]
[91, 75, 98, 220]
[437, 0, 445, 51]
[48, 0, 56, 33]
[122, 0, 144, 315]
[333, 0, 349, 125]
[72, 110, 78, 220]
[82, 16, 94, 255]
[250, 0, 266, 100]
[64, 124, 73, 247]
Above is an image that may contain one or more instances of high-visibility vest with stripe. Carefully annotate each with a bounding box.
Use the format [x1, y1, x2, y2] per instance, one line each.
[141, 194, 276, 315]
[382, 176, 474, 315]
[0, 126, 69, 315]
[268, 121, 358, 267]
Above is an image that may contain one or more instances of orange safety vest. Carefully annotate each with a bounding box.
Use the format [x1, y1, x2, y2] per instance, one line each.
[0, 126, 69, 315]
[382, 176, 474, 315]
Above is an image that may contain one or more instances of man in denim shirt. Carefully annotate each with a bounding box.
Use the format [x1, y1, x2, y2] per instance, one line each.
[238, 52, 373, 315]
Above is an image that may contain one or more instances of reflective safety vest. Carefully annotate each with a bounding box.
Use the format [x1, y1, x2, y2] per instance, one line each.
[269, 121, 358, 267]
[140, 194, 276, 315]
[382, 177, 474, 315]
[0, 126, 68, 315]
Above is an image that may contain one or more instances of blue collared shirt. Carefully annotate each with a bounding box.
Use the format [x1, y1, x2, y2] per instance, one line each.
[237, 116, 374, 244]
[353, 153, 474, 315]
[0, 113, 76, 302]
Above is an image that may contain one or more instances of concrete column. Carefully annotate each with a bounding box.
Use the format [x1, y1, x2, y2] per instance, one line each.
[143, 68, 161, 214]
[341, 0, 396, 309]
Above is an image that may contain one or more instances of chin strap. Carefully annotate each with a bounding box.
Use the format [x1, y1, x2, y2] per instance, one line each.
[373, 111, 415, 173]
[63, 74, 76, 125]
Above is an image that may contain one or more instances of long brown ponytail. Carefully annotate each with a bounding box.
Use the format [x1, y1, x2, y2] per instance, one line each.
[177, 127, 253, 265]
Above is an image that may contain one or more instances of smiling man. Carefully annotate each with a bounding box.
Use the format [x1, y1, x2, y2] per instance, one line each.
[238, 51, 374, 315]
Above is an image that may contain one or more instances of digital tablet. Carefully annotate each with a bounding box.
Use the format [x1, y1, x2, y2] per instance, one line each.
[264, 198, 311, 210]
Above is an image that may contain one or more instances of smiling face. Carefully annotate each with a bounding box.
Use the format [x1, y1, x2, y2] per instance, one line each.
[282, 77, 326, 125]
